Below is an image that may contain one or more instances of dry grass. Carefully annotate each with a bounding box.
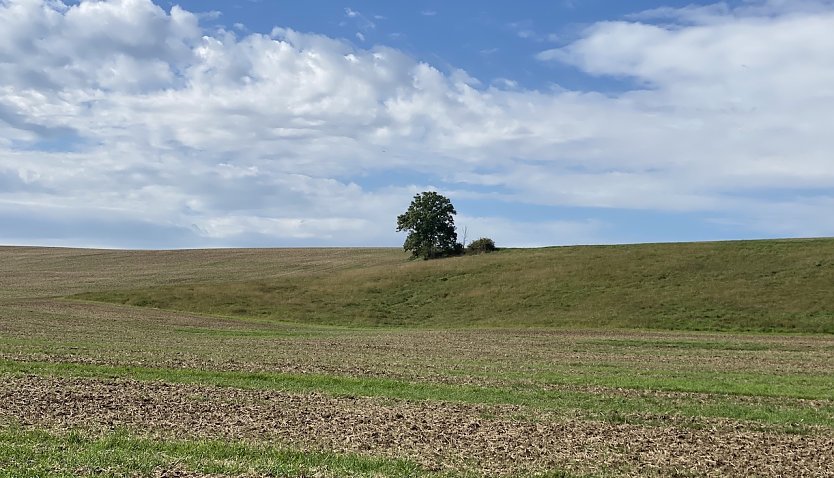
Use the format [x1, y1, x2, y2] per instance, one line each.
[0, 246, 407, 299]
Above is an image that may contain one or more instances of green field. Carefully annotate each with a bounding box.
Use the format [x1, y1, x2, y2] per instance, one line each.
[1, 241, 833, 477]
[76, 239, 834, 332]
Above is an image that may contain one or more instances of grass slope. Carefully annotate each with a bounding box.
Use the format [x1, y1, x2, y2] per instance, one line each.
[0, 246, 406, 299]
[76, 238, 834, 333]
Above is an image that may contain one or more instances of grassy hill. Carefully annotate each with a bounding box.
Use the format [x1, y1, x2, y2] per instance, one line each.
[0, 246, 405, 299]
[72, 238, 834, 333]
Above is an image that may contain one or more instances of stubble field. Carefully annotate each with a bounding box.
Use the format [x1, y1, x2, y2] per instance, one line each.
[1, 243, 833, 477]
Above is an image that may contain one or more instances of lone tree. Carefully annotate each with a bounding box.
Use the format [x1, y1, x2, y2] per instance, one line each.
[397, 191, 460, 259]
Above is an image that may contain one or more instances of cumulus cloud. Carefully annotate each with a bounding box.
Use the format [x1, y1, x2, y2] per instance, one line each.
[534, 2, 834, 227]
[1, 0, 833, 248]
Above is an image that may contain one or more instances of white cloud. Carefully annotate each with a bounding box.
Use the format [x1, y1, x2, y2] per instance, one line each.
[507, 20, 551, 42]
[343, 6, 375, 31]
[1, 0, 834, 248]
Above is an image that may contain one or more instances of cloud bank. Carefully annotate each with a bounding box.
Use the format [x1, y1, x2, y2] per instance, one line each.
[1, 0, 833, 247]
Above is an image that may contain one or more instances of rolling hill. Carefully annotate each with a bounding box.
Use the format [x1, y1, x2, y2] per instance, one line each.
[68, 238, 834, 333]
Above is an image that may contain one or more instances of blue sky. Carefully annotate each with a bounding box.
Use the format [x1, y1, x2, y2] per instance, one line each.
[178, 0, 701, 92]
[1, 0, 834, 248]
[174, 1, 680, 89]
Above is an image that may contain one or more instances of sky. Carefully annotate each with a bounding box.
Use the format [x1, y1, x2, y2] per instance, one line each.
[1, 0, 834, 249]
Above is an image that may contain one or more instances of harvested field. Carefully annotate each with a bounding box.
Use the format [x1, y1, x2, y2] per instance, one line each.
[4, 375, 833, 477]
[1, 245, 833, 477]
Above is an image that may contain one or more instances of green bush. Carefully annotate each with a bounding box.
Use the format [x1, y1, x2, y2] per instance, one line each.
[467, 237, 496, 254]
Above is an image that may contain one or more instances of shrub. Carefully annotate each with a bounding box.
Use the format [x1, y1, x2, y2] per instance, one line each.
[467, 237, 496, 254]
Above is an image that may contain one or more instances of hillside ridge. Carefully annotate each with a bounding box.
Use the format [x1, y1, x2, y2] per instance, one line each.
[58, 238, 834, 333]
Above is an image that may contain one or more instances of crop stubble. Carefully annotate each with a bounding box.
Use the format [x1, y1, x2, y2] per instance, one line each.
[2, 375, 833, 477]
[4, 299, 832, 380]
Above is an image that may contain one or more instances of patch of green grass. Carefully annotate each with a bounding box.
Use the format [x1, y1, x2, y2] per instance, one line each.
[171, 326, 316, 338]
[0, 426, 587, 478]
[578, 338, 782, 352]
[0, 426, 440, 478]
[528, 365, 834, 400]
[75, 239, 834, 333]
[3, 361, 832, 429]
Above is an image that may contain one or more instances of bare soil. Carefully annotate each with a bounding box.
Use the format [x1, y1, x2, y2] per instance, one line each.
[2, 375, 832, 477]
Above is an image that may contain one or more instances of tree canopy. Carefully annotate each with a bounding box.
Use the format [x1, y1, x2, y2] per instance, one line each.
[396, 191, 460, 259]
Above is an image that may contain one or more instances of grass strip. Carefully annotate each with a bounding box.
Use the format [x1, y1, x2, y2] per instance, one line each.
[0, 426, 583, 478]
[2, 360, 832, 429]
[0, 426, 432, 478]
[527, 366, 834, 401]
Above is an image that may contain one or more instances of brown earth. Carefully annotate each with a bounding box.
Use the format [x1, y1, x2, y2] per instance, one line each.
[4, 298, 832, 382]
[2, 375, 832, 477]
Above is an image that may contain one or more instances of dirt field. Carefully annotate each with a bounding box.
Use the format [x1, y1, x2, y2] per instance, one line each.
[4, 375, 834, 477]
[1, 247, 833, 477]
